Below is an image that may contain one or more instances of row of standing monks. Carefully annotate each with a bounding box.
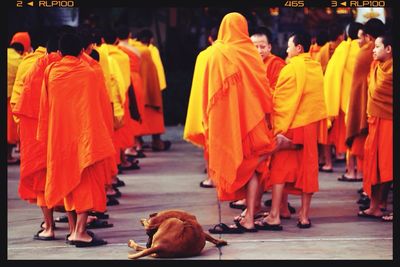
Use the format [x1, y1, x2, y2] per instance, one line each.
[7, 27, 169, 246]
[184, 14, 392, 232]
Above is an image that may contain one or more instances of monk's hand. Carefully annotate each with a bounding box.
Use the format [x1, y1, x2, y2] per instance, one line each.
[113, 115, 124, 130]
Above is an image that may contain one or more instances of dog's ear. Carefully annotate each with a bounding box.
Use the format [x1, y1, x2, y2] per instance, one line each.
[149, 212, 158, 218]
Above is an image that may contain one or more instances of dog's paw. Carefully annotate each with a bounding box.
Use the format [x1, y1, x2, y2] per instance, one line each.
[128, 240, 136, 248]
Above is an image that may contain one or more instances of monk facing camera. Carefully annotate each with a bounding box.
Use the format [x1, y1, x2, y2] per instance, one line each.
[127, 210, 227, 259]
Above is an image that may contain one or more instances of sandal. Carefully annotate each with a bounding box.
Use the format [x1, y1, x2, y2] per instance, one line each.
[254, 220, 283, 231]
[33, 229, 56, 241]
[208, 223, 244, 234]
[229, 201, 246, 210]
[338, 174, 362, 182]
[74, 236, 107, 247]
[199, 179, 214, 188]
[86, 219, 114, 229]
[357, 210, 381, 219]
[297, 220, 312, 229]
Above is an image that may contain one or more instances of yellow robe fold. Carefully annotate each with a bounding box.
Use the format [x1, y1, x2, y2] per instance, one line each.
[149, 43, 167, 91]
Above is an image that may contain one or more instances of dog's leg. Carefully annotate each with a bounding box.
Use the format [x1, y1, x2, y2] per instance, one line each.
[204, 233, 228, 247]
[127, 246, 160, 260]
[128, 240, 147, 251]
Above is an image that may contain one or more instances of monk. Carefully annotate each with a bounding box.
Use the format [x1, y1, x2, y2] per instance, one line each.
[259, 31, 327, 230]
[316, 23, 345, 172]
[37, 33, 115, 247]
[323, 22, 363, 182]
[12, 36, 62, 240]
[345, 18, 386, 207]
[130, 30, 171, 151]
[204, 13, 291, 233]
[102, 30, 139, 172]
[7, 42, 23, 164]
[116, 26, 147, 157]
[358, 34, 393, 219]
[230, 26, 294, 218]
[357, 34, 392, 220]
[183, 27, 217, 189]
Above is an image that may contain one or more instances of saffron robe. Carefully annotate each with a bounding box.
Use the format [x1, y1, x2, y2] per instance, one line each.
[269, 53, 327, 194]
[203, 13, 275, 201]
[37, 56, 116, 210]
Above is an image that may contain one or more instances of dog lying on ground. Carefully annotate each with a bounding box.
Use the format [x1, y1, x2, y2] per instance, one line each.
[128, 209, 228, 259]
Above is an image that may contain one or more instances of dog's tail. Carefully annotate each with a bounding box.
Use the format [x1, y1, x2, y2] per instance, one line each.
[128, 245, 161, 260]
[204, 232, 228, 247]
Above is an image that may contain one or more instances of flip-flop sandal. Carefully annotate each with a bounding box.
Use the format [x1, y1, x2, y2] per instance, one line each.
[107, 188, 122, 198]
[199, 180, 215, 188]
[254, 221, 283, 231]
[233, 221, 258, 232]
[54, 215, 69, 223]
[233, 211, 269, 223]
[297, 220, 312, 229]
[357, 210, 381, 219]
[74, 236, 107, 247]
[33, 229, 56, 241]
[338, 174, 363, 182]
[89, 212, 109, 220]
[86, 220, 114, 229]
[319, 166, 333, 172]
[66, 231, 95, 245]
[208, 223, 244, 234]
[229, 201, 246, 210]
[119, 161, 140, 171]
[106, 196, 119, 206]
[112, 177, 125, 187]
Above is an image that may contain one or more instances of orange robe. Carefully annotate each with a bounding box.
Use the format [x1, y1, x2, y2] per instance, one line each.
[105, 44, 135, 151]
[7, 48, 23, 144]
[263, 54, 286, 92]
[203, 13, 275, 201]
[81, 52, 118, 184]
[37, 56, 116, 212]
[269, 53, 327, 194]
[345, 41, 374, 154]
[363, 58, 392, 197]
[129, 39, 165, 135]
[118, 45, 146, 136]
[13, 52, 62, 206]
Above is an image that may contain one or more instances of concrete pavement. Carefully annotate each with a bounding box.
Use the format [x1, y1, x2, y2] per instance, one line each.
[7, 126, 393, 260]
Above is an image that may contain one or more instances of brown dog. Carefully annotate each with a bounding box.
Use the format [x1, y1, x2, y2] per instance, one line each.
[127, 209, 227, 259]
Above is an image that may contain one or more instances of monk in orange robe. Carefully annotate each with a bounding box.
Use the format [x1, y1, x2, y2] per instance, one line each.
[204, 13, 289, 233]
[324, 22, 363, 181]
[183, 29, 217, 189]
[37, 33, 115, 247]
[117, 26, 147, 156]
[346, 19, 386, 187]
[13, 38, 62, 240]
[7, 42, 23, 164]
[102, 31, 139, 172]
[260, 31, 327, 230]
[358, 34, 392, 219]
[230, 26, 289, 217]
[315, 24, 345, 172]
[130, 31, 171, 151]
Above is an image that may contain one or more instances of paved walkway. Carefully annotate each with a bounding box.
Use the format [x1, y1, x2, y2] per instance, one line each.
[7, 126, 393, 260]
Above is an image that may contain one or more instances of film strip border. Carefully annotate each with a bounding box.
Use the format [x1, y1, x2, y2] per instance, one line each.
[11, 0, 392, 8]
